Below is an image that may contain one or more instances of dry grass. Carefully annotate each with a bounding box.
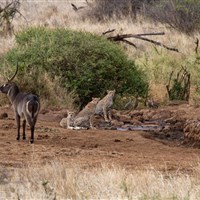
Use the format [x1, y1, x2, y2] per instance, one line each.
[38, 73, 77, 110]
[1, 160, 200, 199]
[6, 0, 199, 55]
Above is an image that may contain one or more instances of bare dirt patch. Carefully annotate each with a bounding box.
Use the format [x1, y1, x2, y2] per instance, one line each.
[0, 105, 200, 172]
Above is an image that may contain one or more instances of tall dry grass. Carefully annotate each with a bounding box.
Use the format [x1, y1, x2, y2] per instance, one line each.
[1, 160, 200, 199]
[3, 0, 198, 56]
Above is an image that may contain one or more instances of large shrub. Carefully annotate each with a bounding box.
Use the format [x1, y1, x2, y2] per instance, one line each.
[2, 27, 148, 106]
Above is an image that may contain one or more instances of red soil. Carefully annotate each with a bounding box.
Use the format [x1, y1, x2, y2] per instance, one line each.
[0, 105, 200, 172]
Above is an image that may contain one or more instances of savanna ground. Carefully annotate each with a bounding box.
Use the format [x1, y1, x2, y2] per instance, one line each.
[1, 104, 200, 171]
[1, 0, 200, 199]
[1, 104, 200, 199]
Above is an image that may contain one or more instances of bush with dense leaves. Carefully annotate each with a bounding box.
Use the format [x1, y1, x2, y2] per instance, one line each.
[2, 27, 148, 106]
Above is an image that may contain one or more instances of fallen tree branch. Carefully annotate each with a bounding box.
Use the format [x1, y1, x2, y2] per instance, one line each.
[102, 29, 116, 35]
[106, 31, 179, 53]
[133, 36, 179, 52]
[107, 32, 165, 40]
[122, 39, 137, 49]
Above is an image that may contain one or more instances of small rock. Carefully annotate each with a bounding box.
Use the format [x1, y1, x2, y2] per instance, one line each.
[118, 115, 132, 123]
[40, 109, 49, 114]
[114, 139, 121, 142]
[130, 118, 143, 125]
[164, 116, 177, 124]
[129, 110, 144, 118]
[111, 119, 124, 127]
[151, 110, 172, 121]
[162, 125, 171, 133]
[171, 122, 184, 131]
[0, 112, 8, 119]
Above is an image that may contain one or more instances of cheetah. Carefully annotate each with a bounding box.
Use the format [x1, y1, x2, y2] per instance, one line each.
[95, 90, 115, 122]
[64, 98, 100, 129]
[59, 111, 75, 129]
[74, 97, 100, 129]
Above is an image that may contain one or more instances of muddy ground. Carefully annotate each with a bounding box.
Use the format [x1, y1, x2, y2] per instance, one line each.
[1, 104, 200, 172]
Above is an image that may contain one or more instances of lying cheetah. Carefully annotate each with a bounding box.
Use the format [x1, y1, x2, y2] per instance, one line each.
[95, 90, 115, 122]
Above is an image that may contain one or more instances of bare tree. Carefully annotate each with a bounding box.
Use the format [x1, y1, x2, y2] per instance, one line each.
[0, 0, 26, 36]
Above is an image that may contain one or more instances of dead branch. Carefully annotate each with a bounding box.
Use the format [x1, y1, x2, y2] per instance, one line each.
[122, 39, 137, 49]
[134, 32, 165, 37]
[102, 29, 116, 35]
[176, 66, 184, 82]
[166, 67, 190, 101]
[166, 71, 174, 97]
[0, 0, 27, 36]
[133, 36, 179, 52]
[195, 38, 199, 54]
[106, 31, 179, 53]
[107, 32, 165, 41]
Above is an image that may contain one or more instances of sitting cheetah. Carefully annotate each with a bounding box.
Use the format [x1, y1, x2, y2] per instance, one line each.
[64, 98, 100, 129]
[74, 97, 100, 129]
[95, 90, 115, 122]
[59, 111, 75, 129]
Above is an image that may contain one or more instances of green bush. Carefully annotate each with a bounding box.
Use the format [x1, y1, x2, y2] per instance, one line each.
[2, 27, 148, 106]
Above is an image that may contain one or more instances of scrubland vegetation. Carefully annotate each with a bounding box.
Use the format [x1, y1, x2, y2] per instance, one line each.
[0, 0, 200, 108]
[2, 27, 147, 107]
[1, 0, 200, 199]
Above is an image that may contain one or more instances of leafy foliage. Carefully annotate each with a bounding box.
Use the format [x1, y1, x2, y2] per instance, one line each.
[2, 27, 148, 106]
